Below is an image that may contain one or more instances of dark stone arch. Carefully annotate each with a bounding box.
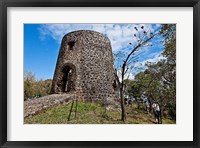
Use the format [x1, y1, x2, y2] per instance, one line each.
[57, 63, 76, 93]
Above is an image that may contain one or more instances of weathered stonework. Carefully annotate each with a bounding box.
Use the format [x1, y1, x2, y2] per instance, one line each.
[51, 30, 118, 101]
[24, 94, 73, 117]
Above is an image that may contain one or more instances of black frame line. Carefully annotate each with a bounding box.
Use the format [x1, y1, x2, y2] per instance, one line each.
[0, 0, 199, 148]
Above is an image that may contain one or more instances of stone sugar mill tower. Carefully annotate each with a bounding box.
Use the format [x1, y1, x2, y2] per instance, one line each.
[51, 30, 118, 101]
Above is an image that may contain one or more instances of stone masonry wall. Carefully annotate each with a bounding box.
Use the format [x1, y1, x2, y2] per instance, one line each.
[24, 94, 73, 117]
[51, 30, 118, 101]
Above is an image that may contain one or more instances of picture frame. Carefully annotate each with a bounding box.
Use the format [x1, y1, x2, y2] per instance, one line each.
[0, 0, 199, 147]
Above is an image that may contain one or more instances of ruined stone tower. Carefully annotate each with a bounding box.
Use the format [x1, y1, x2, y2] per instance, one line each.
[51, 30, 118, 101]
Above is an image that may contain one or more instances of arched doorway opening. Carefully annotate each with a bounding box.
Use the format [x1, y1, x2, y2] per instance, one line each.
[58, 64, 76, 93]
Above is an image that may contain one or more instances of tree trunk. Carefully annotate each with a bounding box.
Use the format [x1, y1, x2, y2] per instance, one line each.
[120, 64, 126, 122]
[120, 86, 126, 122]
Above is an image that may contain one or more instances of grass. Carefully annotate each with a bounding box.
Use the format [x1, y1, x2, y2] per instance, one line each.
[24, 101, 176, 124]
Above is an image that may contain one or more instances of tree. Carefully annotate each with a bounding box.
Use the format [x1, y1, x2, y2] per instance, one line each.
[128, 24, 176, 119]
[114, 26, 158, 121]
[24, 71, 53, 100]
[134, 60, 176, 119]
[159, 24, 176, 119]
[24, 71, 36, 100]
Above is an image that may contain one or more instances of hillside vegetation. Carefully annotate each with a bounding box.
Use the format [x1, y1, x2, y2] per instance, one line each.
[25, 101, 175, 124]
